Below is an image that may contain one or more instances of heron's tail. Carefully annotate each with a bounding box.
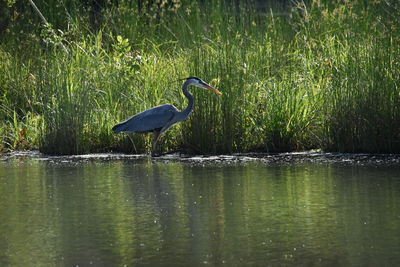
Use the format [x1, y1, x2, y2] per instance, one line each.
[112, 122, 126, 133]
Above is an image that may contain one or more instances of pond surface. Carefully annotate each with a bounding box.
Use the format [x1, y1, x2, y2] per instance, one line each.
[1, 152, 400, 266]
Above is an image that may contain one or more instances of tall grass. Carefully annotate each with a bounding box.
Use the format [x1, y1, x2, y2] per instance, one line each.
[323, 36, 400, 152]
[0, 0, 399, 154]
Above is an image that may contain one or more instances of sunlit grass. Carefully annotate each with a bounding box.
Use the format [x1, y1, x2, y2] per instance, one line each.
[0, 0, 399, 154]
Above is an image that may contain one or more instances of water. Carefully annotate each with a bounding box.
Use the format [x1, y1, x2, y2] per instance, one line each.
[1, 153, 400, 266]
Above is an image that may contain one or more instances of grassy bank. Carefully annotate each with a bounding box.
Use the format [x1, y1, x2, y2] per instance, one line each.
[0, 0, 399, 154]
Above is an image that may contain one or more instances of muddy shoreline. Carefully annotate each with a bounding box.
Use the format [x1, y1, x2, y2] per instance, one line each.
[1, 150, 400, 166]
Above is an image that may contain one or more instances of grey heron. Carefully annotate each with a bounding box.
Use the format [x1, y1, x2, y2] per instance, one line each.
[112, 77, 222, 156]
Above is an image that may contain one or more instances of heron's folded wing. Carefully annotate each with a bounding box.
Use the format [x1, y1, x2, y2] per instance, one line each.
[113, 104, 178, 133]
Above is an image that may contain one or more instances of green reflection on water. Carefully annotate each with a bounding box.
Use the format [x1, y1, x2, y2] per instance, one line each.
[1, 159, 400, 266]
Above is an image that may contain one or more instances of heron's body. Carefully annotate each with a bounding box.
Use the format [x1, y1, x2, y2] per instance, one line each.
[112, 77, 221, 156]
[112, 104, 181, 134]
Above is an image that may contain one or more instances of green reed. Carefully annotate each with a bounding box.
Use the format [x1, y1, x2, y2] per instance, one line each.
[0, 0, 399, 154]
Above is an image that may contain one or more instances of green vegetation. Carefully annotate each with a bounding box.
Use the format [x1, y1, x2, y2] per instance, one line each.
[0, 0, 399, 154]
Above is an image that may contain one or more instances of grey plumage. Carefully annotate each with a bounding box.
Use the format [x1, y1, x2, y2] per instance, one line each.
[112, 104, 179, 134]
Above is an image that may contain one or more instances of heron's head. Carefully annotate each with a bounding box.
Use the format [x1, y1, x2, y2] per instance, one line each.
[186, 77, 222, 95]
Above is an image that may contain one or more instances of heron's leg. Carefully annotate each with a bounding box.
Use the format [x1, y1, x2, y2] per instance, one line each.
[151, 131, 161, 157]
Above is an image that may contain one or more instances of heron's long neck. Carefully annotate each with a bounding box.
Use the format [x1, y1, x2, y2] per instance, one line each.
[180, 81, 194, 120]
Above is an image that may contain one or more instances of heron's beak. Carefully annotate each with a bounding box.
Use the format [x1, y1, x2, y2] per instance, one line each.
[203, 84, 222, 95]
